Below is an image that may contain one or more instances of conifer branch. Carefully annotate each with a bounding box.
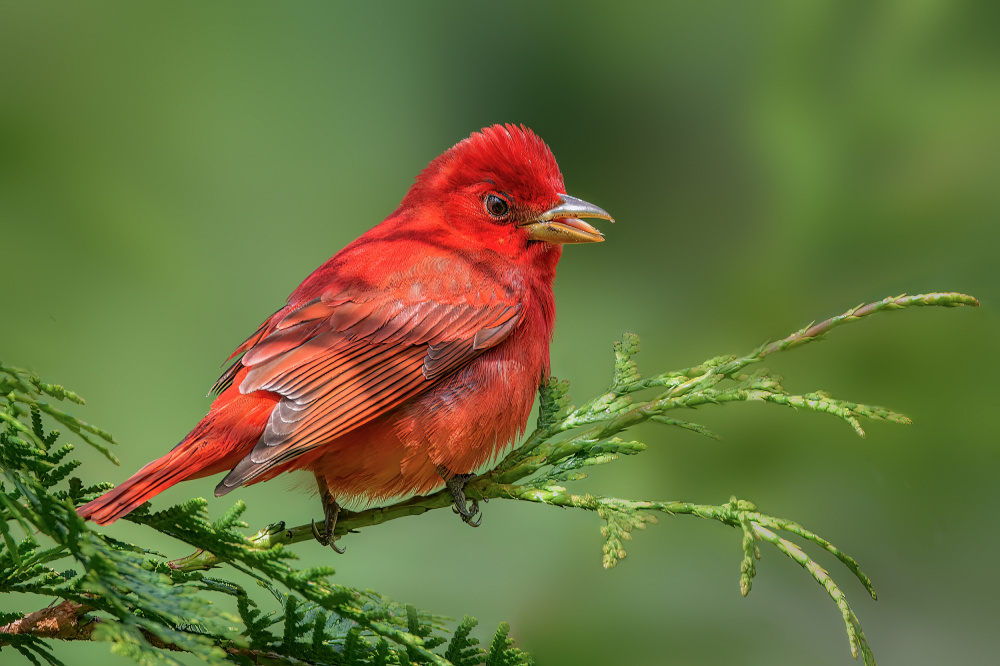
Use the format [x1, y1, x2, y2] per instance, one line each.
[163, 292, 977, 666]
[1, 291, 978, 665]
[0, 599, 333, 665]
[173, 291, 977, 555]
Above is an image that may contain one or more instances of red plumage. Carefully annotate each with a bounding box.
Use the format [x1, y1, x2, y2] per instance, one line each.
[78, 124, 612, 533]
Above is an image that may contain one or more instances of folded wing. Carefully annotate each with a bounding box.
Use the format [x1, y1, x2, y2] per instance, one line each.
[214, 289, 522, 495]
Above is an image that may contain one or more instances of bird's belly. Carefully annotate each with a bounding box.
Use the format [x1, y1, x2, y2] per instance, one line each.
[307, 351, 540, 511]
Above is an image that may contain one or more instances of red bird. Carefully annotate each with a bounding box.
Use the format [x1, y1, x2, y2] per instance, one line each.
[78, 124, 612, 550]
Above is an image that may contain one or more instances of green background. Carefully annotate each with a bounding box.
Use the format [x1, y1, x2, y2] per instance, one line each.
[2, 2, 998, 664]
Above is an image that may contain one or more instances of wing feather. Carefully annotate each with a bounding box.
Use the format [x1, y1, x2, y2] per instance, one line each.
[214, 287, 523, 495]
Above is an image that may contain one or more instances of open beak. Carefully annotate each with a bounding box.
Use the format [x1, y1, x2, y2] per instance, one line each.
[519, 194, 614, 244]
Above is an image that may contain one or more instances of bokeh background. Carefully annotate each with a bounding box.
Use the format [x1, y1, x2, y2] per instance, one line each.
[2, 2, 998, 664]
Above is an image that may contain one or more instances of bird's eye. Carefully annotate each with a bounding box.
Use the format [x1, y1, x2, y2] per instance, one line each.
[484, 194, 510, 218]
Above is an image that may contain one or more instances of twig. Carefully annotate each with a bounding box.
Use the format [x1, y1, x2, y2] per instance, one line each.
[0, 599, 321, 665]
[167, 292, 979, 574]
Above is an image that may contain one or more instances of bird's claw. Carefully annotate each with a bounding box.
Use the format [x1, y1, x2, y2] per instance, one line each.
[463, 501, 482, 527]
[311, 518, 327, 544]
[313, 493, 346, 553]
[442, 471, 483, 528]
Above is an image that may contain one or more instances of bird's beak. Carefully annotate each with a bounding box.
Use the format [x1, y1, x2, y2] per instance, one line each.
[520, 194, 614, 244]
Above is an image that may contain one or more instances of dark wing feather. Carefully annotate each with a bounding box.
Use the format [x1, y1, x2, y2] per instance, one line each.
[210, 307, 284, 395]
[215, 294, 521, 494]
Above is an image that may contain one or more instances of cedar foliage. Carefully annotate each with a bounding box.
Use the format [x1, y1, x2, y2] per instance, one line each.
[0, 363, 528, 666]
[0, 292, 979, 665]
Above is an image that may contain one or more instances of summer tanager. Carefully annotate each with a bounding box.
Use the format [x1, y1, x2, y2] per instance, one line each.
[77, 124, 612, 550]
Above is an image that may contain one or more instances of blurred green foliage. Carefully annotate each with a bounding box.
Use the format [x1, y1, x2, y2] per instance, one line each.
[1, 1, 997, 664]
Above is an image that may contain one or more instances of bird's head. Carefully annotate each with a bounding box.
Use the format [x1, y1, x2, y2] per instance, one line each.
[401, 124, 613, 260]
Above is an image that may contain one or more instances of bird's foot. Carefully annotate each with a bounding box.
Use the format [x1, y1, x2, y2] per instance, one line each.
[441, 470, 483, 527]
[311, 491, 346, 553]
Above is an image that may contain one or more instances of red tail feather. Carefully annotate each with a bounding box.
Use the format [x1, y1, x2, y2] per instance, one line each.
[78, 382, 279, 525]
[77, 450, 193, 525]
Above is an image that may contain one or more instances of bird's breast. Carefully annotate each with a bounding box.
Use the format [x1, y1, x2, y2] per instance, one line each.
[396, 306, 551, 475]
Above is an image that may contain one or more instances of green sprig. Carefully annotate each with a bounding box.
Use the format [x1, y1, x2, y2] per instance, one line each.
[2, 291, 979, 666]
[168, 291, 976, 666]
[3, 366, 521, 665]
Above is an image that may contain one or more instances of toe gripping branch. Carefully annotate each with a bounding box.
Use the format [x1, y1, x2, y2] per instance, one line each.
[312, 490, 346, 553]
[310, 470, 484, 553]
[441, 471, 483, 527]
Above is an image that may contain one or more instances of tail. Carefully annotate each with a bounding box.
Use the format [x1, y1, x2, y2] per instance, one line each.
[78, 381, 280, 525]
[77, 445, 207, 525]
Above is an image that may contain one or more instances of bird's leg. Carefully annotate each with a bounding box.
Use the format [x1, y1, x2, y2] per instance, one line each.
[438, 468, 481, 527]
[311, 478, 346, 553]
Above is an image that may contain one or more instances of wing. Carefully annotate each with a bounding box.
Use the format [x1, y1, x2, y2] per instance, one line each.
[214, 287, 522, 495]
